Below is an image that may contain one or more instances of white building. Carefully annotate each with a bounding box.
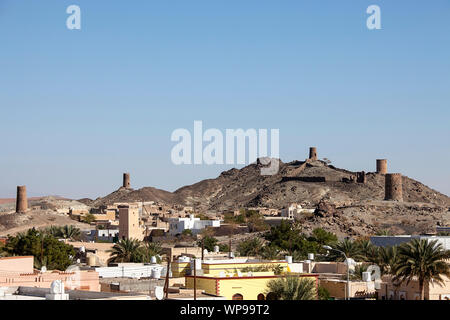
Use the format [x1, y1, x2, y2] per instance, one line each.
[280, 203, 314, 219]
[84, 229, 119, 242]
[95, 263, 165, 279]
[168, 215, 220, 236]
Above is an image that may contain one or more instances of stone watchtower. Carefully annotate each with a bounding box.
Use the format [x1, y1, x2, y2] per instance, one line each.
[123, 173, 131, 189]
[376, 159, 388, 174]
[356, 171, 366, 184]
[385, 173, 403, 201]
[309, 147, 318, 161]
[16, 186, 28, 213]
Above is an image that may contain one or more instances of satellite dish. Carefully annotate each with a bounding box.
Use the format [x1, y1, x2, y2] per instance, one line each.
[154, 286, 164, 300]
[41, 266, 47, 273]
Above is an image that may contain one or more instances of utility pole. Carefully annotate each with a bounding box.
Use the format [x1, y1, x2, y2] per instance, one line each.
[163, 256, 171, 299]
[193, 259, 197, 300]
[201, 239, 204, 261]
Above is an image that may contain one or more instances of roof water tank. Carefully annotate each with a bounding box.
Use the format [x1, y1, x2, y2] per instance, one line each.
[152, 268, 161, 279]
[362, 271, 372, 282]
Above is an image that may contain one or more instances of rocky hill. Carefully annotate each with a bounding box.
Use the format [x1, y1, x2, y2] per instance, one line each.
[0, 197, 92, 236]
[82, 186, 176, 207]
[82, 158, 450, 237]
[172, 159, 449, 209]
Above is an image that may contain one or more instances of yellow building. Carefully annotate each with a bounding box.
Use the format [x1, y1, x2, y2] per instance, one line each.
[171, 261, 191, 278]
[172, 258, 289, 277]
[182, 258, 318, 300]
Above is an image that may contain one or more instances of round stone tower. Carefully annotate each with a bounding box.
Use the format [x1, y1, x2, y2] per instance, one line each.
[385, 173, 403, 201]
[123, 173, 130, 189]
[309, 147, 317, 161]
[16, 186, 28, 213]
[376, 159, 388, 174]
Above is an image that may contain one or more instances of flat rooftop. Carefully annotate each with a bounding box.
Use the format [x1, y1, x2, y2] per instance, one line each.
[201, 258, 288, 265]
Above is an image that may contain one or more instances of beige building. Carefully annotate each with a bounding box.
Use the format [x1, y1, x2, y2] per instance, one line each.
[92, 210, 116, 222]
[118, 205, 145, 241]
[319, 279, 377, 300]
[0, 256, 100, 291]
[377, 275, 450, 300]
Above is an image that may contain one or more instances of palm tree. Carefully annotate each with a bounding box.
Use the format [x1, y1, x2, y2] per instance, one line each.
[45, 226, 61, 238]
[108, 238, 143, 263]
[261, 246, 282, 260]
[237, 237, 264, 258]
[344, 263, 370, 281]
[142, 242, 163, 263]
[327, 239, 365, 262]
[61, 225, 81, 240]
[376, 229, 392, 236]
[377, 245, 399, 275]
[356, 239, 378, 263]
[265, 276, 317, 300]
[393, 239, 450, 300]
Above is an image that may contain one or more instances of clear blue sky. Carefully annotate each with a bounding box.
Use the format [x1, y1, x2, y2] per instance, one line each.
[0, 0, 449, 199]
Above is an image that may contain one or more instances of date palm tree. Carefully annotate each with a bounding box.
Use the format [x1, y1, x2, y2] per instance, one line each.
[142, 241, 163, 263]
[393, 239, 450, 300]
[327, 239, 365, 262]
[45, 226, 61, 238]
[261, 245, 282, 260]
[377, 245, 399, 275]
[265, 276, 317, 300]
[61, 225, 81, 240]
[356, 239, 378, 263]
[237, 237, 264, 258]
[108, 238, 143, 264]
[43, 225, 80, 240]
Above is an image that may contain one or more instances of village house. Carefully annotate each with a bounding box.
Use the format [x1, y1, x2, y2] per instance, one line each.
[0, 256, 100, 291]
[168, 215, 221, 236]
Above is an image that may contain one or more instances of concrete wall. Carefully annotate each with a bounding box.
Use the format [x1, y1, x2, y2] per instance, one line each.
[309, 262, 348, 274]
[95, 265, 165, 279]
[319, 279, 373, 300]
[186, 274, 318, 300]
[0, 256, 34, 274]
[378, 275, 450, 300]
[202, 261, 289, 276]
[69, 242, 114, 266]
[93, 211, 116, 221]
[162, 246, 203, 260]
[17, 286, 147, 300]
[0, 270, 100, 291]
[100, 277, 164, 294]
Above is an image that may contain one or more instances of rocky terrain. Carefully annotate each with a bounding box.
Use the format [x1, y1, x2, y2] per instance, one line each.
[0, 197, 91, 236]
[80, 186, 176, 207]
[3, 158, 449, 238]
[83, 158, 450, 237]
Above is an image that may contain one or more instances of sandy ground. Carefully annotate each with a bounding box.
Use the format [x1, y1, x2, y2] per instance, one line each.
[0, 210, 92, 237]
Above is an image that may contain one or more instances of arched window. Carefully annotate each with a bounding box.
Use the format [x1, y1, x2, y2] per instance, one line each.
[232, 293, 243, 300]
[257, 293, 265, 300]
